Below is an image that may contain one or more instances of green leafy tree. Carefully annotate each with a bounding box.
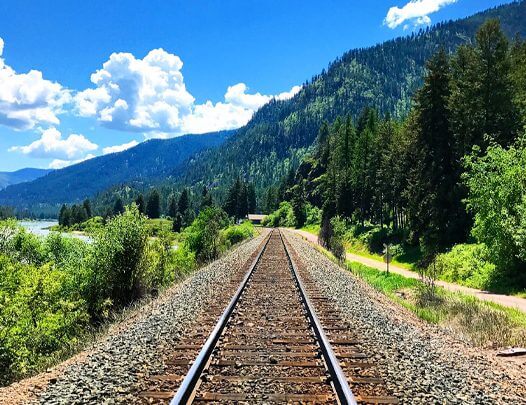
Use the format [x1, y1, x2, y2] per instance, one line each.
[183, 207, 228, 263]
[463, 136, 526, 272]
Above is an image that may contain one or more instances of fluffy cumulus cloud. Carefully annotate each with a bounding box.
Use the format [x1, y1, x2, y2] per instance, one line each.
[384, 0, 457, 29]
[0, 37, 70, 131]
[102, 140, 139, 154]
[9, 127, 98, 161]
[75, 49, 301, 136]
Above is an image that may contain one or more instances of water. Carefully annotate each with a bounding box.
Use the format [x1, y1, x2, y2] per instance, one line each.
[18, 220, 93, 243]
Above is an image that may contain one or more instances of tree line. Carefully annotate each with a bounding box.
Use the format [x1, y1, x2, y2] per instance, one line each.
[278, 20, 526, 277]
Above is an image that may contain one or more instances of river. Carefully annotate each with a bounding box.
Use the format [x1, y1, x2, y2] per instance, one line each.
[18, 220, 93, 243]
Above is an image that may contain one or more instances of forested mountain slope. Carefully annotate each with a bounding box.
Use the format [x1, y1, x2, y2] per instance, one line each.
[173, 1, 526, 198]
[0, 168, 52, 190]
[0, 131, 232, 211]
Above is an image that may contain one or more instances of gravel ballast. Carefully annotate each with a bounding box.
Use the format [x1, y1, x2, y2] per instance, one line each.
[0, 232, 267, 405]
[284, 230, 526, 405]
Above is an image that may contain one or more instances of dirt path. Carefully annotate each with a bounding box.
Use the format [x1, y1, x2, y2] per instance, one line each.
[292, 229, 526, 314]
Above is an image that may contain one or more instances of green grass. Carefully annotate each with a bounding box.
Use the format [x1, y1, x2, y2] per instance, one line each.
[300, 224, 320, 234]
[346, 260, 526, 347]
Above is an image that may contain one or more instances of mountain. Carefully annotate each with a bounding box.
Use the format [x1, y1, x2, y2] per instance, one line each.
[2, 1, 525, 213]
[170, 1, 526, 200]
[0, 168, 52, 190]
[0, 131, 232, 212]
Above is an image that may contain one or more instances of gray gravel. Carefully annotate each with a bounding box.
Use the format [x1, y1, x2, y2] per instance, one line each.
[284, 230, 526, 405]
[34, 233, 267, 404]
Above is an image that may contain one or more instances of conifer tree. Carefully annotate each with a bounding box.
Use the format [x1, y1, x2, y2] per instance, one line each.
[113, 198, 125, 216]
[135, 194, 146, 214]
[146, 190, 160, 219]
[168, 196, 178, 218]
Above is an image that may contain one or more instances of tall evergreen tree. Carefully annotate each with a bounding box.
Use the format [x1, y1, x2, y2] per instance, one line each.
[113, 198, 125, 216]
[168, 195, 178, 218]
[406, 49, 458, 256]
[178, 189, 189, 215]
[83, 199, 92, 218]
[224, 178, 242, 219]
[146, 190, 161, 219]
[247, 183, 257, 214]
[237, 182, 249, 219]
[200, 186, 213, 209]
[135, 194, 146, 214]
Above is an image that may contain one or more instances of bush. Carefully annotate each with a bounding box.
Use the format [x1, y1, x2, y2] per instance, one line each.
[435, 243, 497, 290]
[262, 201, 295, 227]
[305, 204, 321, 226]
[88, 204, 149, 316]
[223, 221, 254, 246]
[183, 207, 229, 263]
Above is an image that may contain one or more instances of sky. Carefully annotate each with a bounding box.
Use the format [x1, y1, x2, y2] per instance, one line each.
[0, 0, 514, 171]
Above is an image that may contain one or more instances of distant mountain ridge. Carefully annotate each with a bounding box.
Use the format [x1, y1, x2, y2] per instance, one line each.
[0, 168, 52, 190]
[0, 131, 233, 212]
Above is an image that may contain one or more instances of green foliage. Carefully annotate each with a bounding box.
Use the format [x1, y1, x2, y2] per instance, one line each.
[146, 190, 161, 219]
[463, 136, 526, 272]
[89, 205, 149, 312]
[435, 244, 497, 289]
[0, 206, 205, 385]
[183, 207, 229, 263]
[222, 221, 255, 246]
[262, 201, 295, 228]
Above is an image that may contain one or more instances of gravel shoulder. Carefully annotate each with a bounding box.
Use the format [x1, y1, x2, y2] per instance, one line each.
[284, 230, 526, 405]
[0, 231, 268, 405]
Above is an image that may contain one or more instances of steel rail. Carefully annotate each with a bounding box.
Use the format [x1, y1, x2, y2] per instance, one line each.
[170, 230, 272, 405]
[279, 229, 358, 405]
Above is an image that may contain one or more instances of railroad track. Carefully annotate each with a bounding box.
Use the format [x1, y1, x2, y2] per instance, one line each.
[139, 229, 397, 404]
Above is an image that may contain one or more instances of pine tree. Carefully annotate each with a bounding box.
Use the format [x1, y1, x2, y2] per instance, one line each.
[178, 189, 189, 215]
[406, 49, 458, 256]
[172, 212, 183, 232]
[247, 183, 256, 213]
[83, 199, 92, 218]
[113, 198, 125, 216]
[168, 196, 178, 218]
[58, 204, 70, 227]
[475, 19, 517, 147]
[224, 178, 241, 219]
[200, 186, 213, 209]
[146, 190, 161, 219]
[135, 194, 146, 214]
[237, 182, 249, 219]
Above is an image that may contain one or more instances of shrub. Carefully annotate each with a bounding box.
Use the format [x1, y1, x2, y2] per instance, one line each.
[88, 204, 149, 316]
[183, 207, 229, 263]
[305, 204, 321, 226]
[435, 243, 497, 290]
[262, 201, 295, 228]
[223, 221, 254, 246]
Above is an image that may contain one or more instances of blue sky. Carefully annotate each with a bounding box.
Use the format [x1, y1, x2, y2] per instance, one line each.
[0, 0, 513, 171]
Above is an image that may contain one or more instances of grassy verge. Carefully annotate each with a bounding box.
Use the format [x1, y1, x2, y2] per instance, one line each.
[348, 261, 526, 347]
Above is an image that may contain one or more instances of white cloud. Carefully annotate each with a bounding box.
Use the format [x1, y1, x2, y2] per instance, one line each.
[384, 0, 457, 29]
[102, 140, 139, 154]
[9, 127, 98, 160]
[0, 37, 70, 131]
[49, 154, 96, 170]
[75, 48, 301, 136]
